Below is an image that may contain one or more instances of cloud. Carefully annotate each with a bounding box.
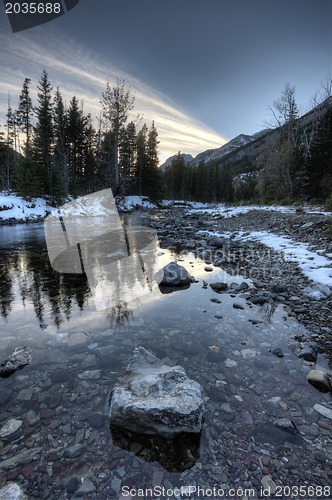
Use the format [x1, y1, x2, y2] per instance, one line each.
[0, 29, 226, 161]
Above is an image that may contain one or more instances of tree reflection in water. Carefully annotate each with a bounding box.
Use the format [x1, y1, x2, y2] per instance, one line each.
[106, 301, 133, 326]
[0, 242, 91, 326]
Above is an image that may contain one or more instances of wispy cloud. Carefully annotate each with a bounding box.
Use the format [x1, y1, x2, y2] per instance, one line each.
[0, 29, 226, 161]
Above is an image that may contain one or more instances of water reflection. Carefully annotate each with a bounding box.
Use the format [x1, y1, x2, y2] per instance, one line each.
[0, 220, 332, 494]
[0, 225, 91, 327]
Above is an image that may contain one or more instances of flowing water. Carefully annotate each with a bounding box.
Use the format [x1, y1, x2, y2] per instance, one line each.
[0, 215, 331, 498]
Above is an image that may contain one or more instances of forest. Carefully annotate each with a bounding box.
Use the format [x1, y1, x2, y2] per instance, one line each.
[0, 76, 331, 208]
[0, 71, 163, 203]
[163, 83, 332, 208]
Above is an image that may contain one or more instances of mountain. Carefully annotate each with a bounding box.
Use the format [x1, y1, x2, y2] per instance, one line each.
[159, 153, 193, 171]
[161, 96, 332, 175]
[191, 133, 262, 165]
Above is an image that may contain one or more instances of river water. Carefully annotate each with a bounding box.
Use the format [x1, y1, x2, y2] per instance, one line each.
[0, 215, 331, 498]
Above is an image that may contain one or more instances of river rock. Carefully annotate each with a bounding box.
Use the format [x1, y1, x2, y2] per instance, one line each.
[314, 404, 332, 420]
[0, 419, 22, 439]
[157, 262, 194, 287]
[307, 370, 331, 392]
[109, 346, 204, 436]
[0, 346, 32, 378]
[0, 483, 28, 499]
[294, 342, 318, 362]
[210, 282, 228, 293]
[303, 283, 331, 299]
[208, 236, 225, 248]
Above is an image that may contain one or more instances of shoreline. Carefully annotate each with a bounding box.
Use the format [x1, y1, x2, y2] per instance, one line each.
[148, 206, 332, 363]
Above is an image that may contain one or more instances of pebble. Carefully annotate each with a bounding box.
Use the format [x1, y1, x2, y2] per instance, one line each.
[0, 419, 22, 438]
[63, 443, 85, 459]
[314, 404, 332, 420]
[0, 483, 27, 499]
[67, 331, 89, 347]
[17, 387, 35, 401]
[261, 475, 277, 494]
[233, 303, 244, 310]
[307, 369, 331, 392]
[76, 478, 96, 495]
[78, 370, 101, 380]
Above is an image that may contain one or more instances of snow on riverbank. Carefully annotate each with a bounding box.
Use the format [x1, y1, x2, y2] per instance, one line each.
[0, 193, 52, 222]
[0, 192, 209, 222]
[202, 228, 332, 288]
[188, 203, 331, 218]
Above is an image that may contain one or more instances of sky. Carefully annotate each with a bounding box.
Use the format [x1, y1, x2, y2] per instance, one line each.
[0, 0, 331, 163]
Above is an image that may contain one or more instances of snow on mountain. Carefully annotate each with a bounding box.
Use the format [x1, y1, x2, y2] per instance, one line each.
[159, 153, 194, 171]
[191, 134, 256, 165]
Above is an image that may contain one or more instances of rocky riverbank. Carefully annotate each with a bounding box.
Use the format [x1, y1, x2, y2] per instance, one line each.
[1, 205, 332, 499]
[148, 206, 332, 362]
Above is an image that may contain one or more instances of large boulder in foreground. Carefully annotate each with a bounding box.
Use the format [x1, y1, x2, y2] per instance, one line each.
[157, 261, 194, 287]
[109, 346, 204, 437]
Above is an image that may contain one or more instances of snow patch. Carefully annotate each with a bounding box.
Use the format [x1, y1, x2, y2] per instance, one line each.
[202, 229, 332, 287]
[0, 192, 53, 222]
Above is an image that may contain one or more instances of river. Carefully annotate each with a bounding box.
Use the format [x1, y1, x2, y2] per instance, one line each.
[0, 214, 331, 498]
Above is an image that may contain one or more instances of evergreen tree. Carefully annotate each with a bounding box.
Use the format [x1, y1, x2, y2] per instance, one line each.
[193, 161, 209, 202]
[66, 96, 87, 195]
[164, 153, 188, 200]
[82, 114, 98, 193]
[98, 130, 116, 191]
[5, 100, 19, 190]
[33, 70, 54, 195]
[143, 121, 163, 200]
[135, 123, 148, 196]
[100, 80, 135, 193]
[119, 121, 137, 195]
[306, 106, 332, 200]
[15, 146, 39, 199]
[53, 88, 68, 198]
[16, 78, 34, 148]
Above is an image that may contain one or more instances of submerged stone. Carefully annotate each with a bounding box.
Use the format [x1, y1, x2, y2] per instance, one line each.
[295, 342, 318, 362]
[0, 346, 32, 378]
[109, 346, 204, 437]
[0, 483, 27, 500]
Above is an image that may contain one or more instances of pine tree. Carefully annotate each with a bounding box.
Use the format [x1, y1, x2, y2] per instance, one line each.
[33, 70, 54, 196]
[15, 146, 39, 200]
[100, 80, 135, 193]
[2, 100, 18, 191]
[82, 114, 98, 193]
[143, 121, 163, 201]
[16, 78, 34, 149]
[119, 121, 137, 195]
[66, 96, 87, 195]
[306, 105, 332, 200]
[98, 130, 116, 191]
[163, 153, 187, 200]
[135, 123, 148, 196]
[53, 88, 68, 198]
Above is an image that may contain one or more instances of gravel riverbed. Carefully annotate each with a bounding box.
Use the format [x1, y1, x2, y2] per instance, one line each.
[0, 206, 332, 499]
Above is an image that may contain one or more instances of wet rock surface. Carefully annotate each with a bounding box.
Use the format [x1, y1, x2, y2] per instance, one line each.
[0, 206, 331, 498]
[0, 347, 32, 378]
[109, 346, 204, 436]
[158, 261, 195, 287]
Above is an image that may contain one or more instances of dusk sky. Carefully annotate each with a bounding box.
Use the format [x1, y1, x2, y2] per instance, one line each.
[0, 0, 331, 162]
